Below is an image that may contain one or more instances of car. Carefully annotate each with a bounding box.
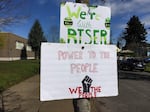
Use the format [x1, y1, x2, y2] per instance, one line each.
[144, 57, 150, 63]
[119, 58, 145, 71]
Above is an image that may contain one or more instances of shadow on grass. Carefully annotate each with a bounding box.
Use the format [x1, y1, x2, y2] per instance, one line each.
[118, 71, 150, 81]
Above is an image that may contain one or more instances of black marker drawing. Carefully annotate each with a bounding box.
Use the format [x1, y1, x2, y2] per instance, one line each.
[82, 75, 93, 93]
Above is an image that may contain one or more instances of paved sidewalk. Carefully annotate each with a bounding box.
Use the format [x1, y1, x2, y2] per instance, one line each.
[3, 75, 74, 112]
[4, 72, 150, 112]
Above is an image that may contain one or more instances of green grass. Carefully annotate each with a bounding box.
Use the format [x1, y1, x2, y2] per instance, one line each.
[145, 63, 150, 72]
[0, 60, 39, 90]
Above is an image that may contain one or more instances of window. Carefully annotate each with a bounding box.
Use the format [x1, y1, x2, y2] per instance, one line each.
[26, 45, 32, 51]
[16, 41, 24, 50]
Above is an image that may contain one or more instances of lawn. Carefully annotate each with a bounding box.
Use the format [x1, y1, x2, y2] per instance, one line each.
[0, 60, 39, 90]
[145, 63, 150, 72]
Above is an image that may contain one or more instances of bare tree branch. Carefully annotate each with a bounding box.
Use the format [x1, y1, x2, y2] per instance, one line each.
[0, 0, 28, 28]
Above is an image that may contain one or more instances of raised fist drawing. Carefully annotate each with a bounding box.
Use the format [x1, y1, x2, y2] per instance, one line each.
[82, 75, 93, 93]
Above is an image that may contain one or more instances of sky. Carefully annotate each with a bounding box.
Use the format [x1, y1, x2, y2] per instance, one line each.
[3, 0, 150, 43]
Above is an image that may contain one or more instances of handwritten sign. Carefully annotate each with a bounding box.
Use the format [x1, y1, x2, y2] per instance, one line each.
[60, 2, 111, 44]
[40, 43, 118, 101]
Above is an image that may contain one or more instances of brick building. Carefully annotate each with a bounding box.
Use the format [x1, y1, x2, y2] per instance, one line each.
[0, 32, 35, 61]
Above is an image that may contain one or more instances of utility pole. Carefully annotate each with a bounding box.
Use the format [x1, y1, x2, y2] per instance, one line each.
[74, 1, 90, 112]
[76, 0, 89, 4]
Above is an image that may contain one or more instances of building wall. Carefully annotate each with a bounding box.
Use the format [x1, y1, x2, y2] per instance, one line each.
[0, 33, 35, 61]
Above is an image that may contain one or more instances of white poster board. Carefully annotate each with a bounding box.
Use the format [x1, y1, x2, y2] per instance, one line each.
[60, 2, 111, 44]
[40, 43, 118, 101]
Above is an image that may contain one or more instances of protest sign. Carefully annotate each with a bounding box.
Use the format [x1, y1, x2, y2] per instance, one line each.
[40, 43, 118, 101]
[60, 2, 111, 44]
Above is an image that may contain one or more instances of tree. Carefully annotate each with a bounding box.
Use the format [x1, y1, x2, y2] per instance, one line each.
[117, 34, 126, 50]
[20, 45, 27, 60]
[0, 0, 27, 28]
[28, 20, 47, 59]
[122, 15, 147, 56]
[47, 25, 59, 43]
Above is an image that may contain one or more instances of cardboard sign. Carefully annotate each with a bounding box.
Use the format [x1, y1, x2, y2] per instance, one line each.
[60, 2, 111, 44]
[40, 43, 118, 101]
